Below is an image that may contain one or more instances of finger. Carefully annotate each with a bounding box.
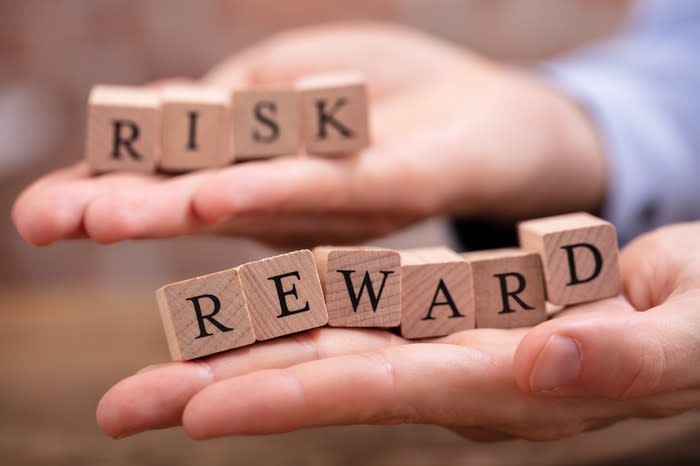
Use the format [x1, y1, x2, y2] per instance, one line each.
[620, 223, 700, 310]
[513, 294, 700, 399]
[180, 328, 644, 440]
[207, 211, 418, 249]
[182, 343, 505, 438]
[13, 164, 104, 245]
[439, 327, 529, 354]
[82, 170, 211, 243]
[191, 149, 436, 224]
[193, 157, 357, 222]
[96, 328, 404, 438]
[447, 426, 515, 442]
[181, 339, 624, 440]
[202, 23, 401, 96]
[515, 224, 700, 400]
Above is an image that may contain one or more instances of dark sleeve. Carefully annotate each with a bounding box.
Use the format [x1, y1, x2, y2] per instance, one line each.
[451, 217, 518, 252]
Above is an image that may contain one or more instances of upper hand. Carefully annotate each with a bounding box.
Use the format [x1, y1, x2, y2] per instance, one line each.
[12, 22, 605, 249]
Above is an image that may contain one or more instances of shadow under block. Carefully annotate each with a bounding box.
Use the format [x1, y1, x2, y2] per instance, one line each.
[296, 73, 370, 155]
[159, 85, 232, 171]
[518, 212, 620, 306]
[462, 249, 546, 329]
[156, 268, 255, 361]
[85, 85, 160, 173]
[313, 247, 401, 327]
[232, 89, 301, 159]
[399, 247, 475, 339]
[239, 250, 328, 341]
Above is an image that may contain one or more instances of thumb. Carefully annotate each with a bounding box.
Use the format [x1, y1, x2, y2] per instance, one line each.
[513, 296, 700, 399]
[515, 223, 700, 400]
[202, 24, 369, 89]
[200, 23, 416, 97]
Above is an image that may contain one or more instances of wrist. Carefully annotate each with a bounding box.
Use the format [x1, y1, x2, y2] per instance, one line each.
[460, 69, 608, 221]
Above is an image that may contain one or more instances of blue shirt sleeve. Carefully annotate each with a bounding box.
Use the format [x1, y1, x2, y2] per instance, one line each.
[543, 0, 700, 243]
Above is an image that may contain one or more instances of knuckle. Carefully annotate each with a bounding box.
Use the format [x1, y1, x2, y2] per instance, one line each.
[360, 351, 422, 425]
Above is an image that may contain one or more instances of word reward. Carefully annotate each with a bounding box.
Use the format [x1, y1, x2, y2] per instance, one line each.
[156, 212, 620, 361]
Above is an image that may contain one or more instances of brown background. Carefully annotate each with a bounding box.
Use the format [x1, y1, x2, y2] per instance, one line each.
[3, 1, 700, 465]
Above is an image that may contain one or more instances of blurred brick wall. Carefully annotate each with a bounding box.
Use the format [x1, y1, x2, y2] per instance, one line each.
[0, 0, 629, 288]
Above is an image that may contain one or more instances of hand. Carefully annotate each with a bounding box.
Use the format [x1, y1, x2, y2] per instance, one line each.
[97, 222, 700, 440]
[12, 22, 606, 249]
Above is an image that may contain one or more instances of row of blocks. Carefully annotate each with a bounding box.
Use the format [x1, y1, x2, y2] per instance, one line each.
[157, 212, 620, 360]
[85, 73, 369, 172]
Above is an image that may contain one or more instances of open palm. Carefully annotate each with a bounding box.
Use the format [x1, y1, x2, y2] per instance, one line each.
[12, 23, 605, 249]
[98, 223, 700, 441]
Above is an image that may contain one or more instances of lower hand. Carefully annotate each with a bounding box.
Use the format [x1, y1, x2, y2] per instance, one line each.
[97, 222, 700, 440]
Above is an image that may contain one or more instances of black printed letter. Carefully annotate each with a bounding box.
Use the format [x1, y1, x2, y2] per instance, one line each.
[336, 270, 394, 312]
[493, 272, 535, 314]
[186, 294, 234, 339]
[253, 101, 280, 143]
[268, 271, 311, 318]
[422, 279, 465, 321]
[186, 111, 199, 150]
[315, 98, 354, 139]
[561, 243, 603, 286]
[111, 120, 142, 160]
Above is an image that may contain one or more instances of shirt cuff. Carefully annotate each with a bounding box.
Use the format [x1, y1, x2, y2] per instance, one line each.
[542, 59, 698, 244]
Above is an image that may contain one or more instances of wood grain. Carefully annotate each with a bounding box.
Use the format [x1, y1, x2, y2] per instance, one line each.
[462, 248, 546, 329]
[296, 72, 370, 155]
[155, 268, 254, 360]
[239, 250, 328, 341]
[518, 212, 620, 305]
[399, 247, 474, 339]
[314, 246, 401, 327]
[159, 85, 232, 171]
[85, 85, 160, 173]
[232, 88, 301, 159]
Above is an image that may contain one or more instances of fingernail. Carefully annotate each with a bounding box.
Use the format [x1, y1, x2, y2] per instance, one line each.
[529, 335, 581, 392]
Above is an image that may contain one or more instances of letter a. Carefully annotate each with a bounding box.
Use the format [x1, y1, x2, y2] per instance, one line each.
[422, 279, 465, 321]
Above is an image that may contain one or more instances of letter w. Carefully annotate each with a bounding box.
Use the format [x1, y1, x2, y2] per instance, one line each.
[336, 270, 394, 312]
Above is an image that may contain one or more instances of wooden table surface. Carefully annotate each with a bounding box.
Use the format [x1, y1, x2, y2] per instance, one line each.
[1, 287, 699, 466]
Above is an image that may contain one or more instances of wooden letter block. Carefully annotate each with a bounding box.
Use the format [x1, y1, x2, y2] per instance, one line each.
[296, 72, 370, 155]
[85, 85, 160, 173]
[399, 247, 474, 339]
[159, 85, 232, 171]
[232, 89, 300, 159]
[313, 246, 401, 327]
[156, 268, 255, 361]
[239, 250, 328, 341]
[462, 248, 546, 329]
[518, 212, 620, 305]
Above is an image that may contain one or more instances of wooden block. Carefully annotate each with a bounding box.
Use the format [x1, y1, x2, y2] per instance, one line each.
[85, 85, 160, 173]
[399, 247, 474, 339]
[155, 268, 254, 361]
[313, 246, 401, 327]
[239, 250, 328, 341]
[518, 212, 620, 305]
[232, 88, 300, 159]
[462, 248, 546, 329]
[296, 72, 370, 155]
[159, 85, 232, 171]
